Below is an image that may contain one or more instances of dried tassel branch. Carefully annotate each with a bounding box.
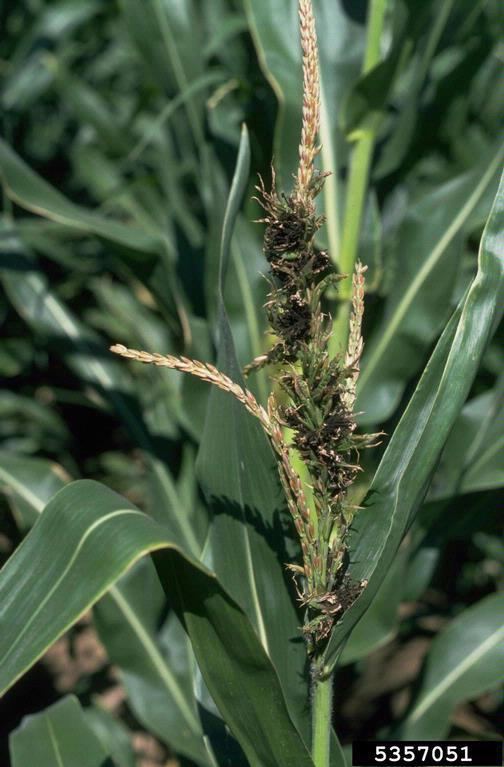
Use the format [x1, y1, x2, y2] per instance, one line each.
[342, 262, 366, 410]
[110, 343, 271, 429]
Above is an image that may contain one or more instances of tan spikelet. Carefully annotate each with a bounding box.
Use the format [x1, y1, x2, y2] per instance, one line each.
[110, 343, 272, 428]
[343, 262, 367, 409]
[296, 0, 321, 198]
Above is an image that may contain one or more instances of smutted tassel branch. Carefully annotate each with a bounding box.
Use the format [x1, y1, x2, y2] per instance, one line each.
[111, 0, 378, 656]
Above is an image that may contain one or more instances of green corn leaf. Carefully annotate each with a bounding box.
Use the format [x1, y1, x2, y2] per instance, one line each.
[430, 379, 504, 499]
[0, 454, 215, 767]
[9, 696, 115, 767]
[0, 480, 315, 767]
[0, 450, 67, 530]
[96, 566, 214, 767]
[397, 592, 504, 739]
[323, 169, 504, 673]
[83, 706, 136, 767]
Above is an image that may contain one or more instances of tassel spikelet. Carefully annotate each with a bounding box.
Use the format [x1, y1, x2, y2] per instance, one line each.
[111, 0, 379, 654]
[296, 0, 321, 198]
[342, 262, 366, 410]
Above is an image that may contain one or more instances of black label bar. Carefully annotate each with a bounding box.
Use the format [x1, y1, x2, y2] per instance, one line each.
[352, 740, 502, 767]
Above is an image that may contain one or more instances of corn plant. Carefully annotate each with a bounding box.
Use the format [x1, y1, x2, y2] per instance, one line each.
[0, 1, 503, 766]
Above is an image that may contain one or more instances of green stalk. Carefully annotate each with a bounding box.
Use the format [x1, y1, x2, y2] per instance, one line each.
[311, 663, 333, 767]
[331, 0, 388, 353]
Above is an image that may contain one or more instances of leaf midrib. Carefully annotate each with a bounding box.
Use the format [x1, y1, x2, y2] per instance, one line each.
[47, 718, 65, 767]
[0, 509, 144, 669]
[108, 584, 201, 734]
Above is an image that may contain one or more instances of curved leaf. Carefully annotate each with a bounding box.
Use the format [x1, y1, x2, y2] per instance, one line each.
[10, 695, 114, 767]
[0, 454, 214, 766]
[0, 480, 314, 767]
[397, 592, 504, 739]
[323, 170, 504, 672]
[0, 450, 67, 529]
[84, 706, 136, 767]
[96, 570, 213, 766]
[430, 380, 504, 499]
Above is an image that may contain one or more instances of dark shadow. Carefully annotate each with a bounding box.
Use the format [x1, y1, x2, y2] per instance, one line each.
[197, 705, 248, 767]
[204, 492, 299, 584]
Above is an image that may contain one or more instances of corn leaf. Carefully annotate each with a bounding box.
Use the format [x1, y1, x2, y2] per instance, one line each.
[397, 592, 504, 739]
[0, 480, 315, 767]
[9, 696, 115, 767]
[0, 455, 216, 767]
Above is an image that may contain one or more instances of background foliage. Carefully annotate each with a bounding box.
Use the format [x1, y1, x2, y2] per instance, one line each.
[0, 0, 502, 765]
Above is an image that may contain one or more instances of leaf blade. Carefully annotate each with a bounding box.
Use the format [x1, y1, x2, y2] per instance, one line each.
[398, 592, 504, 739]
[0, 480, 314, 767]
[10, 696, 114, 767]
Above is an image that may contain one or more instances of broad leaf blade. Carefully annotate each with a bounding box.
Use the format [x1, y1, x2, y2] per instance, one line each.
[324, 170, 504, 672]
[10, 696, 114, 767]
[0, 455, 214, 767]
[0, 480, 314, 767]
[96, 571, 213, 766]
[84, 706, 136, 767]
[0, 450, 67, 529]
[430, 381, 504, 499]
